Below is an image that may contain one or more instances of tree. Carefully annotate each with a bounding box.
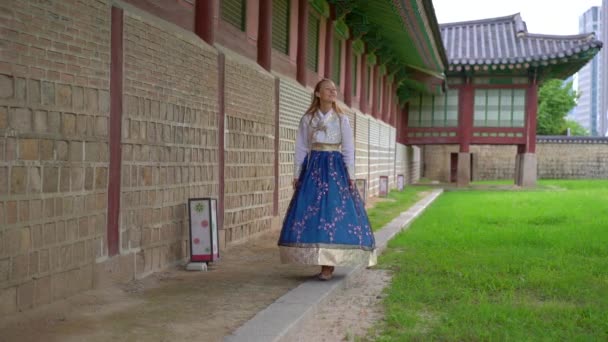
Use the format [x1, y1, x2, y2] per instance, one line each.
[536, 79, 578, 135]
[561, 119, 589, 136]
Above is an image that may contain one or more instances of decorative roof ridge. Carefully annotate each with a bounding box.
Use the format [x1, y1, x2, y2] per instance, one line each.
[523, 32, 599, 42]
[537, 136, 608, 144]
[439, 12, 521, 28]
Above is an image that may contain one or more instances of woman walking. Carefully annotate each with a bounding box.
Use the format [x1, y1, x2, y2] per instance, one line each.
[278, 79, 376, 280]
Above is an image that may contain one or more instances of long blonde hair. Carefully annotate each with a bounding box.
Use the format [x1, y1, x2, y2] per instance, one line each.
[304, 78, 344, 118]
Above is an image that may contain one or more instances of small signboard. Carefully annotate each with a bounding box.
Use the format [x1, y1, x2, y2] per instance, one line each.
[188, 198, 219, 263]
[397, 174, 405, 191]
[355, 178, 367, 204]
[379, 176, 388, 197]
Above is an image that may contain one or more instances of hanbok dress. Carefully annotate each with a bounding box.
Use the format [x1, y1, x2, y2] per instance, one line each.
[278, 109, 377, 267]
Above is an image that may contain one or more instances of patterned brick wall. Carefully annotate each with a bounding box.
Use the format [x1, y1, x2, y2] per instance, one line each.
[537, 142, 608, 179]
[422, 145, 458, 182]
[368, 118, 381, 196]
[355, 111, 369, 187]
[384, 125, 396, 188]
[278, 77, 311, 220]
[223, 51, 275, 244]
[408, 146, 421, 183]
[422, 142, 608, 182]
[395, 144, 407, 183]
[471, 145, 517, 180]
[0, 0, 111, 314]
[121, 11, 219, 276]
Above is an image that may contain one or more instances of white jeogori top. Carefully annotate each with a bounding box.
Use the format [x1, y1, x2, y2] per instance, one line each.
[293, 109, 355, 179]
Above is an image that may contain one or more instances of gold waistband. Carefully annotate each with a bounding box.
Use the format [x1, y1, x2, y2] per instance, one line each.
[311, 143, 341, 151]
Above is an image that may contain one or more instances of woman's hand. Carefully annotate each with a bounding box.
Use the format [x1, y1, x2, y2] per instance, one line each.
[292, 178, 299, 190]
[349, 179, 355, 188]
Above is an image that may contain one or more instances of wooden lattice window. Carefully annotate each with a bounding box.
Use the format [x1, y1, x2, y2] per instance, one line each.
[408, 90, 460, 127]
[474, 89, 525, 127]
[272, 0, 290, 54]
[221, 0, 246, 31]
[332, 37, 341, 85]
[307, 14, 320, 71]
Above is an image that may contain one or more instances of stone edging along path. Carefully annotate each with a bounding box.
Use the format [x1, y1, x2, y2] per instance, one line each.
[225, 189, 444, 342]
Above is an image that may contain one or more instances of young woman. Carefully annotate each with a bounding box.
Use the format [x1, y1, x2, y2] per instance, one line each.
[278, 79, 376, 280]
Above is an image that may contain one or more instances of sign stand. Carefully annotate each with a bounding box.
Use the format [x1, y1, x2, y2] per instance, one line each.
[379, 176, 388, 197]
[186, 198, 220, 271]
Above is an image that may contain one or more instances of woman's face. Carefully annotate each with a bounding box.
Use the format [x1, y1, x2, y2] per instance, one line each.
[316, 81, 338, 103]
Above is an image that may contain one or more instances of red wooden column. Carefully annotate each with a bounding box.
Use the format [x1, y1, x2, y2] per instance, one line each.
[194, 0, 215, 45]
[323, 7, 335, 79]
[108, 6, 123, 257]
[524, 79, 538, 153]
[389, 88, 396, 127]
[516, 77, 539, 186]
[457, 78, 474, 186]
[217, 53, 226, 231]
[257, 0, 272, 71]
[458, 79, 474, 152]
[344, 38, 353, 107]
[381, 76, 389, 123]
[359, 53, 368, 113]
[296, 0, 308, 86]
[371, 65, 379, 118]
[401, 103, 409, 144]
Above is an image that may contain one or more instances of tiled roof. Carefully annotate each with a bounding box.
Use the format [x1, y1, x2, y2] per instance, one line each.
[537, 136, 608, 144]
[440, 13, 603, 68]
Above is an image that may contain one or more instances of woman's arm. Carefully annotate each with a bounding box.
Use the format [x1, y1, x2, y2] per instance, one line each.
[293, 114, 310, 180]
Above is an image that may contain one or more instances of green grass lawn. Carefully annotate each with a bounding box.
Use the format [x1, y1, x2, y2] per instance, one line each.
[367, 186, 432, 231]
[370, 180, 608, 341]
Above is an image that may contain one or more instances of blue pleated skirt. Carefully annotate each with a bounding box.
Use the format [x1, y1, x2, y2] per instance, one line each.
[278, 150, 377, 267]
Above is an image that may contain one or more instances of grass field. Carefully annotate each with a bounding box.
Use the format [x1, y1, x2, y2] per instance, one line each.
[366, 186, 432, 232]
[368, 180, 608, 341]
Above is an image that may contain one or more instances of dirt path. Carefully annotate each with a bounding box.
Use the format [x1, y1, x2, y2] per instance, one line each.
[0, 229, 318, 342]
[0, 196, 400, 342]
[288, 268, 392, 342]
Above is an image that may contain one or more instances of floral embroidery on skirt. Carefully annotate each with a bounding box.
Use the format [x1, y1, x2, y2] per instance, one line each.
[278, 151, 376, 267]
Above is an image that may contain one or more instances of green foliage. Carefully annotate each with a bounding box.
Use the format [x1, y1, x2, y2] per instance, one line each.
[561, 118, 589, 136]
[537, 79, 578, 135]
[371, 180, 608, 341]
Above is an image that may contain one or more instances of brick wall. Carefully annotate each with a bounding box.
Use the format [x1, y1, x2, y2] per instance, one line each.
[422, 145, 458, 182]
[537, 141, 608, 179]
[278, 77, 311, 220]
[223, 50, 275, 245]
[120, 9, 219, 276]
[0, 0, 423, 315]
[368, 118, 381, 196]
[408, 146, 421, 183]
[355, 111, 369, 188]
[472, 145, 517, 180]
[422, 141, 608, 181]
[386, 126, 396, 188]
[0, 0, 111, 314]
[395, 144, 407, 183]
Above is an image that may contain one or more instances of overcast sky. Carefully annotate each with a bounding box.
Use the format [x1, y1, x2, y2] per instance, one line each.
[432, 0, 603, 36]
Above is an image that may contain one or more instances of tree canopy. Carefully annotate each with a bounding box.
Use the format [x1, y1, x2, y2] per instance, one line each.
[537, 79, 580, 135]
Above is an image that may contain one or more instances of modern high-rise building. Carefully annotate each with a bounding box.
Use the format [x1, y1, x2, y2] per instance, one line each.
[575, 6, 603, 136]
